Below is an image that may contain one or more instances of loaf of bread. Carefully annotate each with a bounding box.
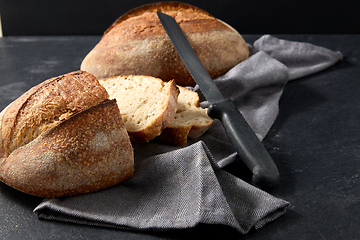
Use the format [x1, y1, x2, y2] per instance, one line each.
[80, 1, 250, 87]
[0, 71, 134, 197]
[156, 86, 214, 146]
[98, 75, 179, 143]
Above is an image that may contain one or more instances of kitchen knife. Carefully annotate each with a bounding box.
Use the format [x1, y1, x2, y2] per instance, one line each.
[157, 12, 279, 188]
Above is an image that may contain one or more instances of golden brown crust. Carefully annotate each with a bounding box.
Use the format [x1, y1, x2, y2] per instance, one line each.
[98, 11, 222, 47]
[0, 71, 134, 197]
[0, 70, 109, 158]
[81, 2, 249, 87]
[103, 1, 213, 36]
[0, 99, 134, 197]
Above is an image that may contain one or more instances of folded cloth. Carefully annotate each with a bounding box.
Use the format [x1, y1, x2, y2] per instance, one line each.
[34, 35, 343, 234]
[34, 141, 289, 234]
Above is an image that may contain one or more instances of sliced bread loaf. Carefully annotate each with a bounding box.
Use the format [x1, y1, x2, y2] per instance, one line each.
[156, 86, 214, 146]
[0, 71, 134, 197]
[0, 70, 110, 158]
[99, 75, 179, 143]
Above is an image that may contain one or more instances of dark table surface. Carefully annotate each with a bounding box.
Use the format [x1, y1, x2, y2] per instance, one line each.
[0, 35, 359, 239]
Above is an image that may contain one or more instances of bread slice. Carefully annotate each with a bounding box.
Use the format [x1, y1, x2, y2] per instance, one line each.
[99, 75, 179, 143]
[0, 71, 134, 197]
[156, 86, 214, 146]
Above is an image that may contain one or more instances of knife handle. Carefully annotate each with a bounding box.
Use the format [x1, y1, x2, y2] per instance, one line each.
[208, 99, 279, 188]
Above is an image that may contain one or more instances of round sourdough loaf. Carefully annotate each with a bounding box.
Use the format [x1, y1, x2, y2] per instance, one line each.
[80, 1, 249, 86]
[0, 71, 134, 197]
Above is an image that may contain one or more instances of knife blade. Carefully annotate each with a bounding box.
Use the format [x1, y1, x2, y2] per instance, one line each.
[157, 12, 279, 188]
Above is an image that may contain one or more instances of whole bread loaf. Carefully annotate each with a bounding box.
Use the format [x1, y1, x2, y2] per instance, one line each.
[80, 1, 249, 86]
[0, 71, 134, 197]
[99, 75, 179, 142]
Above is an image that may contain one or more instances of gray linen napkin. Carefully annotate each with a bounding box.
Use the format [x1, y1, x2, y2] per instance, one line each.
[34, 35, 343, 234]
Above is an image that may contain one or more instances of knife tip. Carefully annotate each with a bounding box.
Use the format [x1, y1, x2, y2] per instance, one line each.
[157, 11, 172, 20]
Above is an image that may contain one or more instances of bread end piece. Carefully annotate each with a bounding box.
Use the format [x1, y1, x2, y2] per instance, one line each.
[156, 86, 213, 146]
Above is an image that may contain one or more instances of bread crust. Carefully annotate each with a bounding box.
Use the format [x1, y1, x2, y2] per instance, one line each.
[103, 1, 213, 36]
[81, 1, 249, 86]
[0, 99, 134, 197]
[0, 71, 134, 197]
[0, 70, 109, 158]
